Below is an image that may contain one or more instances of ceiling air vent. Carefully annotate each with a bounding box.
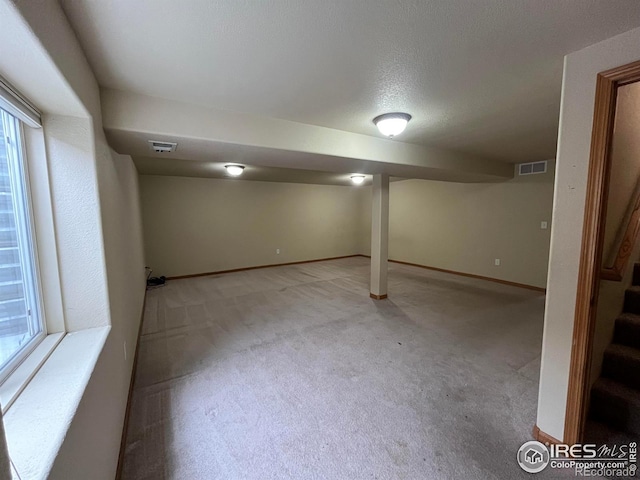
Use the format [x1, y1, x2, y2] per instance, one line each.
[518, 160, 547, 176]
[148, 140, 177, 153]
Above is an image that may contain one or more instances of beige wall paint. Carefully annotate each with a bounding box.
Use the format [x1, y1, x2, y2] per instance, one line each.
[385, 169, 554, 289]
[536, 26, 640, 442]
[603, 82, 640, 264]
[359, 186, 373, 257]
[142, 170, 554, 292]
[139, 175, 365, 277]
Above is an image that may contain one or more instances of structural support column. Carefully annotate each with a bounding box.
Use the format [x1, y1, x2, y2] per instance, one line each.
[370, 173, 389, 299]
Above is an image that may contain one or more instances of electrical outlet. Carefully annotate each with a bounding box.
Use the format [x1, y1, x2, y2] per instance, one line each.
[276, 248, 280, 255]
[124, 341, 127, 360]
[494, 259, 501, 266]
[541, 221, 548, 230]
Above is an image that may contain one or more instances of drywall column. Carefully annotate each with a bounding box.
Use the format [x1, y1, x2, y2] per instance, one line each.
[370, 173, 389, 299]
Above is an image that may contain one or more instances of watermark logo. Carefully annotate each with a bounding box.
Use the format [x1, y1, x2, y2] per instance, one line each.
[517, 441, 550, 473]
[517, 440, 637, 476]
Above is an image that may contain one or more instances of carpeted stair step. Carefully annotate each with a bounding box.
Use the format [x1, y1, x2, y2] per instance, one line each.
[633, 263, 640, 287]
[614, 313, 640, 349]
[624, 287, 640, 315]
[601, 343, 640, 389]
[590, 378, 640, 436]
[584, 419, 636, 445]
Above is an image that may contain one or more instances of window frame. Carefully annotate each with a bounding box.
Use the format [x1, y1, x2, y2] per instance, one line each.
[0, 110, 46, 385]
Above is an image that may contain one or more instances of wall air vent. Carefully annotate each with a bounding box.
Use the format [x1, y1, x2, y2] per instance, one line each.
[517, 160, 547, 176]
[148, 140, 177, 153]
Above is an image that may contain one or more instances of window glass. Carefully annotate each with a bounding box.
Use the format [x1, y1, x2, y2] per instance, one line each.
[0, 109, 44, 381]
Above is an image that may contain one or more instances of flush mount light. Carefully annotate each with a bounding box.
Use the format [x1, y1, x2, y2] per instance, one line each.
[373, 112, 412, 137]
[225, 164, 245, 176]
[351, 175, 365, 185]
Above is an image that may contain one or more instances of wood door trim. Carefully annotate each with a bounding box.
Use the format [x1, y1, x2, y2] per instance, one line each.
[369, 293, 388, 300]
[533, 425, 561, 445]
[564, 59, 640, 445]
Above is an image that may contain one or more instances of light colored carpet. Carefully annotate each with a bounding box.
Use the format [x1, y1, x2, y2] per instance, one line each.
[122, 257, 566, 479]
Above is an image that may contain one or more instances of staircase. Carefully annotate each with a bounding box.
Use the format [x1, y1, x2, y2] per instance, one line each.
[590, 263, 640, 435]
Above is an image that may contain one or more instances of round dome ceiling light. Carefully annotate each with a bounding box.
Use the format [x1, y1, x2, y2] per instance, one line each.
[225, 164, 245, 176]
[373, 112, 412, 137]
[351, 175, 366, 185]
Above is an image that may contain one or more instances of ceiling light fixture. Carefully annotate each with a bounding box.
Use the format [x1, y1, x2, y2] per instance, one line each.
[373, 112, 412, 137]
[351, 175, 365, 185]
[225, 164, 245, 176]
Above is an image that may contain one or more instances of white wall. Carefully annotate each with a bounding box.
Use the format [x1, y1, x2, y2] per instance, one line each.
[48, 146, 145, 480]
[139, 175, 364, 277]
[387, 170, 554, 289]
[45, 87, 146, 480]
[0, 1, 146, 478]
[536, 26, 640, 441]
[39, 115, 111, 331]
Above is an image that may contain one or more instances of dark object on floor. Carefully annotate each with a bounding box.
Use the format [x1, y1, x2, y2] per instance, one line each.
[147, 276, 166, 288]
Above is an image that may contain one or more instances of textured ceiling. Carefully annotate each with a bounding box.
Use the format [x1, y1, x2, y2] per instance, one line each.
[60, 0, 640, 164]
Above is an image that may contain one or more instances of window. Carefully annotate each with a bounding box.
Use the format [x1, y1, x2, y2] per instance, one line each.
[0, 108, 44, 383]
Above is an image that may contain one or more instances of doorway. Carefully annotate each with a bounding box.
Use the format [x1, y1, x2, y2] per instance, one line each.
[565, 59, 640, 445]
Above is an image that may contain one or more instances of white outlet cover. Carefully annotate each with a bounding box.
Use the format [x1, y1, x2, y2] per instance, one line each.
[494, 259, 501, 266]
[541, 221, 548, 230]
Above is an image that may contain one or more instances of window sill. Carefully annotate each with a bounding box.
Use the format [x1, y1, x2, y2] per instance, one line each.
[3, 326, 110, 480]
[0, 332, 64, 413]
